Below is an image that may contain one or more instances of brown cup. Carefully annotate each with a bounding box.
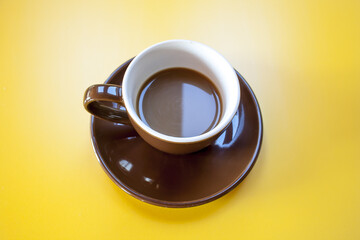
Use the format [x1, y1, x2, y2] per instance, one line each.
[83, 40, 240, 154]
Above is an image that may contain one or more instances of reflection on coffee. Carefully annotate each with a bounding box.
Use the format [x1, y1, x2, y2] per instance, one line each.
[136, 68, 222, 137]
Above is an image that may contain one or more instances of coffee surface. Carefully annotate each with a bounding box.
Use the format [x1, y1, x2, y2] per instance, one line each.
[137, 68, 222, 137]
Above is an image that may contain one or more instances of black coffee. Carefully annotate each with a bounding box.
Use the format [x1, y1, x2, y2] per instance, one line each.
[136, 68, 222, 137]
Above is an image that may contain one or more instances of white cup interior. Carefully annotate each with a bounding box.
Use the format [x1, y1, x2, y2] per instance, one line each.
[122, 40, 240, 143]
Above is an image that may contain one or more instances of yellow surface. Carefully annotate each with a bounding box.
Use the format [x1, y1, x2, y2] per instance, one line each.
[0, 0, 359, 239]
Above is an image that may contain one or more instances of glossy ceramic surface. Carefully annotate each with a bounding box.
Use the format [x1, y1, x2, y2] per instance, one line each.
[91, 59, 263, 207]
[85, 40, 241, 154]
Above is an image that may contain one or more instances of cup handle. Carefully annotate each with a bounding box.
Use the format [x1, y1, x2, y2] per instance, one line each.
[83, 84, 131, 124]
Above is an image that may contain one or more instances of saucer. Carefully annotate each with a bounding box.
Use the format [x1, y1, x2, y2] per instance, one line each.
[91, 59, 263, 207]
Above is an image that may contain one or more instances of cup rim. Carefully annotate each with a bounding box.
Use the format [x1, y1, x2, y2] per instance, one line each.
[122, 39, 240, 144]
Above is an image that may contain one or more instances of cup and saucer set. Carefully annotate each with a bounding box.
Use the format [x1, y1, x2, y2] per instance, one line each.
[83, 40, 263, 207]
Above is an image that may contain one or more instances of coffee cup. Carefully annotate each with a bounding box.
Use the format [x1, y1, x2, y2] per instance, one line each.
[83, 40, 240, 154]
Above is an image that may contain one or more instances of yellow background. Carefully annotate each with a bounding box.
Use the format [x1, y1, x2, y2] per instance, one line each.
[0, 0, 359, 239]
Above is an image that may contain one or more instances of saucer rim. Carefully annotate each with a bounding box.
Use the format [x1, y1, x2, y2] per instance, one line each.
[90, 58, 263, 208]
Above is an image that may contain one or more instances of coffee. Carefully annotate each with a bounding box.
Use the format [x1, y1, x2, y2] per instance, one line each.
[136, 68, 222, 137]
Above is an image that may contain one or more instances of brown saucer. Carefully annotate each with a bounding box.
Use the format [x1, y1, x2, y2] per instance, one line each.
[91, 59, 263, 208]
